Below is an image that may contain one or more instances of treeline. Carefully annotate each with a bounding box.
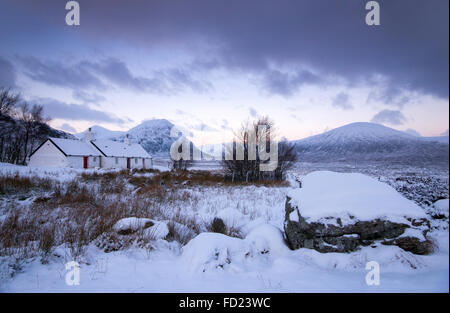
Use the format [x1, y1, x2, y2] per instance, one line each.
[0, 87, 58, 164]
[222, 117, 298, 182]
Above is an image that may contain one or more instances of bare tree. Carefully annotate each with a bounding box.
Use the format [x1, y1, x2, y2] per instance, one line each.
[0, 87, 53, 164]
[0, 87, 20, 116]
[0, 88, 21, 162]
[222, 116, 297, 182]
[275, 138, 298, 180]
[18, 102, 50, 164]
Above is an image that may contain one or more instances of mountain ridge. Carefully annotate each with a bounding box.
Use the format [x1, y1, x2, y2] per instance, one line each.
[292, 122, 448, 164]
[76, 119, 194, 157]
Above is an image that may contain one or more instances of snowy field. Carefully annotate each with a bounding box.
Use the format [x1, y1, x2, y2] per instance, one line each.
[0, 162, 448, 292]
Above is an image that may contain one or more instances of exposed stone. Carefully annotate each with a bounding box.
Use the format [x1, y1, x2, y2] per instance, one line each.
[383, 237, 434, 255]
[113, 217, 155, 235]
[284, 196, 431, 254]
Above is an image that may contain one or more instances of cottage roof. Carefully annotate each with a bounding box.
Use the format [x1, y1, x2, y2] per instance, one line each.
[90, 139, 151, 158]
[47, 137, 102, 157]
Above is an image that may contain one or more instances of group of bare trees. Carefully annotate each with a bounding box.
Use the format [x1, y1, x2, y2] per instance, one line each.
[222, 116, 297, 182]
[0, 87, 50, 164]
[170, 116, 297, 181]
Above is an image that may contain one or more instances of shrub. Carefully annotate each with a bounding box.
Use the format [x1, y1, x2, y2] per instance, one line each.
[39, 226, 55, 261]
[209, 217, 227, 234]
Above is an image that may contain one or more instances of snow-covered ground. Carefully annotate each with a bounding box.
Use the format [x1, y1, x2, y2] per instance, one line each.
[0, 162, 448, 292]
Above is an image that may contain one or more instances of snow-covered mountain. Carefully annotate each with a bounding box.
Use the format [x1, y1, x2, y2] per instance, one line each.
[292, 122, 449, 164]
[76, 119, 195, 157]
[422, 135, 449, 144]
[75, 125, 125, 141]
[119, 119, 177, 156]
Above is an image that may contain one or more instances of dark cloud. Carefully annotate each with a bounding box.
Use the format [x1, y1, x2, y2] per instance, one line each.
[371, 109, 406, 125]
[72, 90, 106, 104]
[4, 0, 449, 99]
[82, 58, 165, 93]
[17, 56, 210, 95]
[17, 56, 106, 90]
[262, 69, 322, 96]
[404, 128, 421, 137]
[175, 109, 188, 116]
[0, 57, 17, 88]
[161, 68, 213, 94]
[37, 98, 126, 123]
[220, 119, 232, 131]
[332, 92, 353, 110]
[191, 123, 218, 132]
[366, 85, 410, 108]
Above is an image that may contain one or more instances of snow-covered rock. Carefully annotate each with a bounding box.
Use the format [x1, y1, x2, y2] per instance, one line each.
[143, 221, 169, 240]
[113, 217, 168, 239]
[216, 208, 249, 229]
[245, 224, 289, 257]
[113, 217, 155, 234]
[181, 232, 250, 272]
[285, 171, 432, 254]
[288, 171, 426, 223]
[430, 199, 449, 219]
[181, 224, 289, 272]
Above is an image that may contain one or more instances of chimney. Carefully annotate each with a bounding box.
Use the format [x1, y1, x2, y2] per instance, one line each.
[124, 133, 130, 145]
[84, 127, 94, 142]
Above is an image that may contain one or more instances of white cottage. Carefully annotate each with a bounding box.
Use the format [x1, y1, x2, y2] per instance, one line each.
[90, 138, 153, 169]
[28, 137, 102, 168]
[29, 133, 153, 169]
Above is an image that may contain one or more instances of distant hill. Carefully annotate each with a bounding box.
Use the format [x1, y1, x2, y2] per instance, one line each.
[75, 125, 125, 141]
[291, 122, 449, 165]
[76, 119, 198, 157]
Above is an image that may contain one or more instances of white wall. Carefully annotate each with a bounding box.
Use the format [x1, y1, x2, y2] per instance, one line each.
[100, 156, 153, 169]
[29, 140, 67, 167]
[101, 156, 127, 169]
[67, 155, 101, 168]
[29, 140, 151, 170]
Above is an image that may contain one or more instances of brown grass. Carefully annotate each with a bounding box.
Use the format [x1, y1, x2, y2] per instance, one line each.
[0, 174, 53, 195]
[0, 168, 285, 263]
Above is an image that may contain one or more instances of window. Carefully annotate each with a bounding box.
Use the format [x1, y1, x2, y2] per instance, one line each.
[135, 158, 138, 164]
[93, 157, 97, 162]
[115, 157, 118, 164]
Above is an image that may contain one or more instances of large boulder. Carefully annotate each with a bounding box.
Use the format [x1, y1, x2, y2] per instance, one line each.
[284, 171, 432, 255]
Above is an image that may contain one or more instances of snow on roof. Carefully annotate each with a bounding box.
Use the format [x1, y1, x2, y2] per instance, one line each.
[49, 137, 102, 157]
[91, 139, 151, 158]
[288, 171, 426, 223]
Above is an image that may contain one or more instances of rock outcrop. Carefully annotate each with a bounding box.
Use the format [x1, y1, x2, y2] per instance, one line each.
[284, 196, 433, 255]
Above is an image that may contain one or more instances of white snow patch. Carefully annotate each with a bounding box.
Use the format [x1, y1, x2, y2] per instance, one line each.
[245, 224, 290, 257]
[289, 210, 299, 222]
[181, 232, 251, 273]
[112, 217, 154, 233]
[433, 199, 449, 216]
[288, 171, 426, 223]
[216, 208, 249, 229]
[113, 217, 169, 239]
[398, 228, 426, 241]
[182, 224, 289, 273]
[143, 221, 169, 240]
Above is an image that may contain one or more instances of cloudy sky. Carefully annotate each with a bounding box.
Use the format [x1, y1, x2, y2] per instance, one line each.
[1, 0, 448, 144]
